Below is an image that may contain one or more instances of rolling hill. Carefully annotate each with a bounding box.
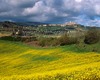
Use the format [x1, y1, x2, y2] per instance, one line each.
[0, 40, 100, 80]
[0, 21, 47, 27]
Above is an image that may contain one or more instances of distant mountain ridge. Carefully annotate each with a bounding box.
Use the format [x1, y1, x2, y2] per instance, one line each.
[0, 21, 100, 29]
[16, 22, 47, 26]
[0, 21, 47, 27]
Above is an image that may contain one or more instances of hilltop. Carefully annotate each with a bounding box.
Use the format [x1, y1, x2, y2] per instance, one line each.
[0, 21, 47, 27]
[0, 21, 86, 39]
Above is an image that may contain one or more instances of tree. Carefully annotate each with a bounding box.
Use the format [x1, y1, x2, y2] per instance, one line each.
[57, 33, 77, 46]
[84, 27, 100, 44]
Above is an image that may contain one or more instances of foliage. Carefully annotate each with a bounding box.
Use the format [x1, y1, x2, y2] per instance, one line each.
[0, 36, 21, 41]
[84, 27, 100, 44]
[38, 33, 78, 47]
[56, 33, 78, 46]
[0, 36, 37, 42]
[38, 37, 56, 47]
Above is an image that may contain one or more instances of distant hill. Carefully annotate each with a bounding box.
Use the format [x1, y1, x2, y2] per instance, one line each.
[0, 21, 17, 28]
[16, 22, 47, 26]
[0, 21, 99, 29]
[86, 26, 100, 29]
[0, 21, 47, 27]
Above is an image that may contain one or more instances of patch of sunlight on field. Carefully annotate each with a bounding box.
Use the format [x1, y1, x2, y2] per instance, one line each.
[0, 40, 100, 80]
[0, 33, 11, 37]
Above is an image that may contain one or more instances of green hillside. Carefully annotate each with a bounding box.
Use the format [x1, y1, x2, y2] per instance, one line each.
[0, 40, 100, 80]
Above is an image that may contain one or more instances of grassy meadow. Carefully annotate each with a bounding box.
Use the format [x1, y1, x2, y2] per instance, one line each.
[0, 40, 100, 80]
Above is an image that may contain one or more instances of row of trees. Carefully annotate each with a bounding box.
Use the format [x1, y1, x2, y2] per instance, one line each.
[38, 28, 100, 47]
[0, 27, 99, 47]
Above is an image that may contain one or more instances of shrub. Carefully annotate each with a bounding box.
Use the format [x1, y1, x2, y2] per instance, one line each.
[38, 33, 78, 47]
[38, 37, 55, 47]
[84, 27, 100, 44]
[0, 36, 21, 41]
[56, 33, 78, 46]
[0, 36, 36, 42]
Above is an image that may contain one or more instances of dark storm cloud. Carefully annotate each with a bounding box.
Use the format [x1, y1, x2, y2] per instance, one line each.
[0, 0, 100, 26]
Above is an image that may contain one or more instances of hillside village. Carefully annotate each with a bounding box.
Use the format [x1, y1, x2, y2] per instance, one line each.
[0, 21, 86, 38]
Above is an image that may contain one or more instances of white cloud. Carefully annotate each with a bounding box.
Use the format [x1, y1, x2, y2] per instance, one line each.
[95, 5, 100, 15]
[0, 0, 100, 26]
[75, 0, 83, 3]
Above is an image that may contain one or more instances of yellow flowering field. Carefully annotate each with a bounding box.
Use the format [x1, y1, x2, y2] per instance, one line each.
[0, 40, 100, 80]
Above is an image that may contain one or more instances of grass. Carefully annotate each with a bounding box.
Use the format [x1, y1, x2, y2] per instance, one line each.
[0, 40, 100, 80]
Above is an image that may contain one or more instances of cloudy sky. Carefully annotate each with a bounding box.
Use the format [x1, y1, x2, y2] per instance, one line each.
[0, 0, 100, 26]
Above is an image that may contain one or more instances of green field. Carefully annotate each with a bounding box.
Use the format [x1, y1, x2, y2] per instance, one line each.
[0, 40, 100, 80]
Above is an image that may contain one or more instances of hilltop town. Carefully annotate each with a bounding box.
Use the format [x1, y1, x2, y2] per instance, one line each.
[0, 21, 86, 38]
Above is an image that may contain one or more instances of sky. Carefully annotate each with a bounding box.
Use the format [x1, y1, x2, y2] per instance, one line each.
[0, 0, 100, 26]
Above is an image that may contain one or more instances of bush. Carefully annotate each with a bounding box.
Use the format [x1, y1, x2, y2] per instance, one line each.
[84, 28, 100, 44]
[38, 37, 55, 47]
[0, 36, 21, 41]
[38, 33, 78, 47]
[0, 36, 37, 42]
[56, 33, 78, 46]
